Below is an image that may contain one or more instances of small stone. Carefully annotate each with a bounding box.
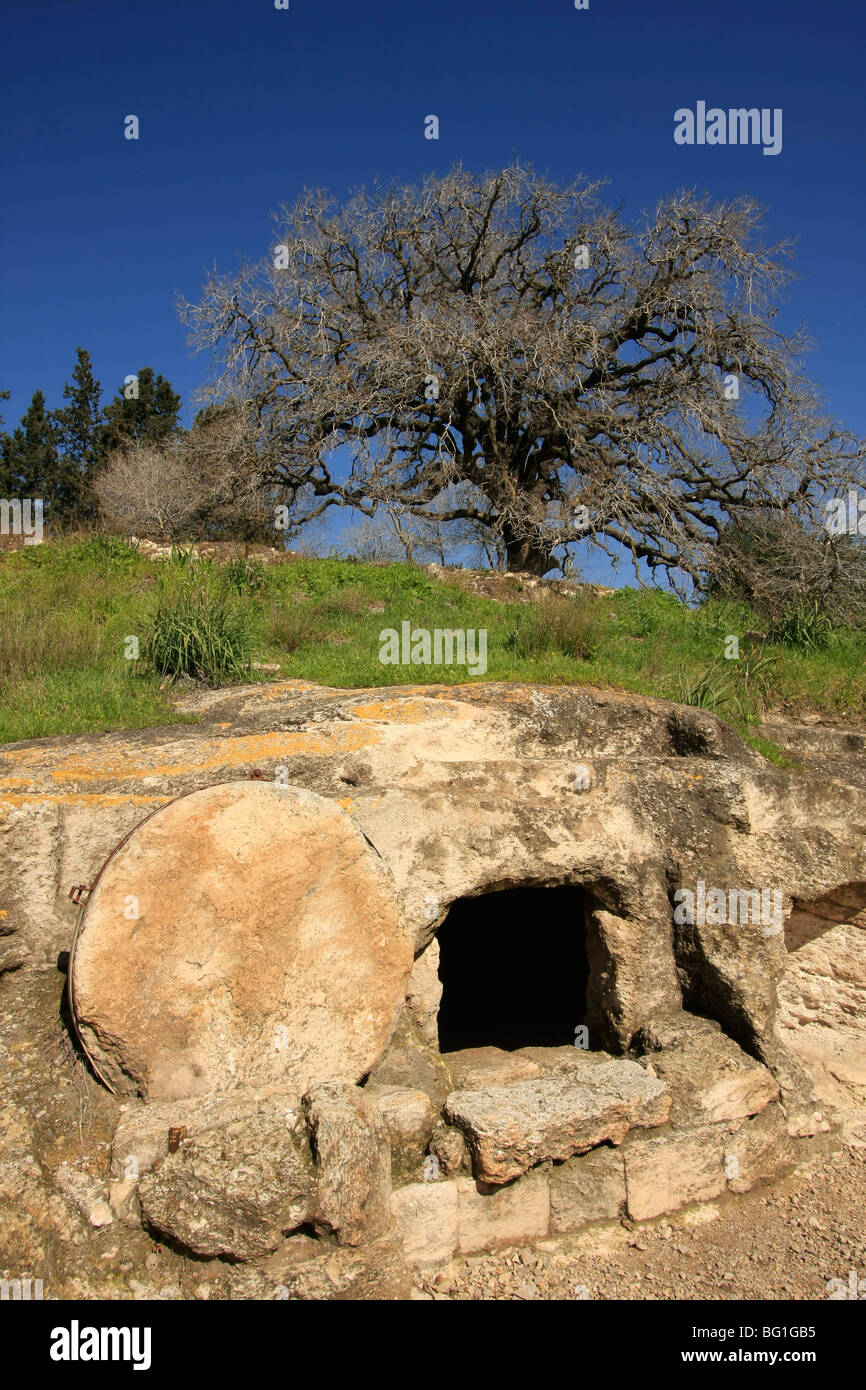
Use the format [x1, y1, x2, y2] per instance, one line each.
[109, 1179, 138, 1224]
[55, 1165, 114, 1228]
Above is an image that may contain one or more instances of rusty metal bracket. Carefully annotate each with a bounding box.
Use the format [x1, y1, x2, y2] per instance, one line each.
[168, 1125, 186, 1153]
[68, 884, 92, 905]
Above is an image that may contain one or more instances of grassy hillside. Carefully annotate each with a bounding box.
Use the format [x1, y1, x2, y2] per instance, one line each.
[0, 535, 863, 749]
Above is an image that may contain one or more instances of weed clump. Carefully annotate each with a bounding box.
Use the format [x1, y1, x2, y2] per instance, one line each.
[142, 588, 253, 684]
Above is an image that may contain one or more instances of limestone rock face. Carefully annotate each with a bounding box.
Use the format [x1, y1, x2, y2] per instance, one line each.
[303, 1084, 392, 1246]
[69, 781, 412, 1101]
[405, 938, 443, 1047]
[137, 1097, 316, 1261]
[111, 1087, 306, 1180]
[54, 1166, 113, 1228]
[6, 682, 866, 1125]
[636, 1015, 779, 1124]
[391, 1181, 459, 1267]
[367, 1012, 453, 1110]
[444, 1046, 543, 1089]
[364, 1084, 438, 1178]
[515, 1046, 615, 1076]
[390, 1169, 553, 1262]
[428, 1119, 471, 1176]
[264, 1227, 410, 1301]
[623, 1124, 726, 1221]
[0, 937, 28, 975]
[444, 1058, 670, 1183]
[456, 1170, 550, 1253]
[549, 1146, 626, 1233]
[778, 886, 866, 1129]
[722, 1103, 797, 1193]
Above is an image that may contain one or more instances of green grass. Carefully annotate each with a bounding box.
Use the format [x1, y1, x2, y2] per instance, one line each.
[0, 537, 863, 745]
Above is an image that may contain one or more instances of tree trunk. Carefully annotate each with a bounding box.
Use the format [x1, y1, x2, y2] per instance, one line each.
[503, 531, 554, 576]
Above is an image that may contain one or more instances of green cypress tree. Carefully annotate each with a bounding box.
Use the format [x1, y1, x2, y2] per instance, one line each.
[102, 365, 182, 452]
[3, 391, 60, 512]
[53, 348, 105, 522]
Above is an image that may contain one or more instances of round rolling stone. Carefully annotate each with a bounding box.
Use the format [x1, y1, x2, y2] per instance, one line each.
[69, 781, 413, 1102]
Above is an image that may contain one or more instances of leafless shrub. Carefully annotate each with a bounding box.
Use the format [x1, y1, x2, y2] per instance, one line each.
[705, 507, 866, 627]
[94, 402, 282, 542]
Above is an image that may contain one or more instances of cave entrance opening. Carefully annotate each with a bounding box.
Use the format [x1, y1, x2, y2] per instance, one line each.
[436, 883, 589, 1053]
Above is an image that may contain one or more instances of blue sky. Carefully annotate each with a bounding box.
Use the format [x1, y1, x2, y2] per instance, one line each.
[1, 0, 864, 572]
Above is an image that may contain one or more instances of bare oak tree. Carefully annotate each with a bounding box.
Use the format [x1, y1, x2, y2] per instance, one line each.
[181, 163, 864, 579]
